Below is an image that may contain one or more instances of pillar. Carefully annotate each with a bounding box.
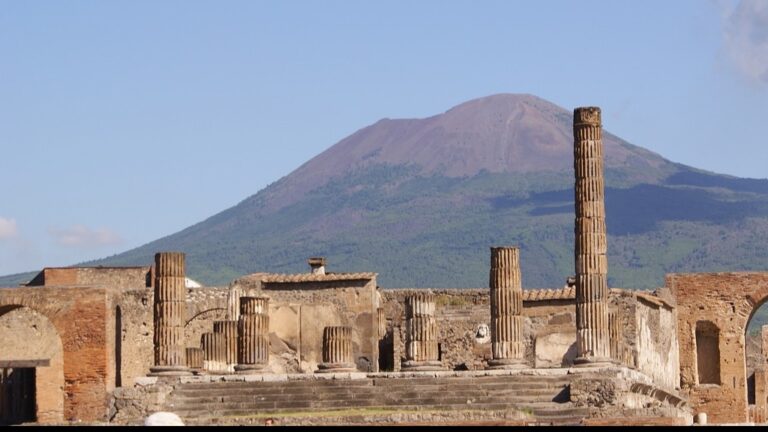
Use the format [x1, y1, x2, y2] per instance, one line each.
[226, 284, 243, 321]
[316, 326, 356, 373]
[762, 325, 768, 364]
[235, 297, 270, 373]
[149, 252, 191, 376]
[214, 320, 238, 373]
[201, 332, 228, 373]
[186, 347, 204, 373]
[608, 311, 622, 363]
[573, 107, 612, 365]
[401, 292, 444, 371]
[487, 246, 527, 369]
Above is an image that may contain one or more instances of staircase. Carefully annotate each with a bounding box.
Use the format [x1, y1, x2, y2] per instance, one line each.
[163, 374, 590, 425]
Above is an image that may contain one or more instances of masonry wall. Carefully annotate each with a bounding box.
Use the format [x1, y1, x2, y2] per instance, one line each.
[669, 272, 768, 424]
[233, 278, 379, 373]
[0, 286, 110, 422]
[34, 267, 150, 290]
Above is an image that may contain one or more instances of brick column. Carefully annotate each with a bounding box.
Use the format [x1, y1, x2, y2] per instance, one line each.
[573, 107, 612, 365]
[214, 320, 238, 373]
[487, 246, 527, 369]
[401, 292, 444, 371]
[235, 297, 270, 373]
[316, 326, 356, 373]
[186, 347, 204, 373]
[149, 252, 191, 376]
[201, 332, 228, 373]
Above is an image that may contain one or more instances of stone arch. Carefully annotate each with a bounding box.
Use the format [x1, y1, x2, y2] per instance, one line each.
[0, 305, 65, 423]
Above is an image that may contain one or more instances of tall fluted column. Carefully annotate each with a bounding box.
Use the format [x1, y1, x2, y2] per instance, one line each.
[186, 347, 204, 373]
[487, 246, 527, 369]
[201, 332, 228, 373]
[573, 107, 612, 365]
[316, 326, 356, 373]
[235, 297, 270, 373]
[149, 252, 191, 376]
[214, 320, 238, 373]
[401, 292, 444, 371]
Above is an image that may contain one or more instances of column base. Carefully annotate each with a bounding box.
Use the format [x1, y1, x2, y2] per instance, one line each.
[315, 363, 357, 373]
[486, 358, 528, 370]
[148, 365, 193, 376]
[572, 356, 617, 368]
[234, 363, 271, 374]
[400, 360, 445, 371]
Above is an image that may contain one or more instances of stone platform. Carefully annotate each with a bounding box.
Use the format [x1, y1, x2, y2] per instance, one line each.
[109, 366, 691, 426]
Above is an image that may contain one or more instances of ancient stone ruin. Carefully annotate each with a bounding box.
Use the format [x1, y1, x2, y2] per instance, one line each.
[1, 106, 768, 425]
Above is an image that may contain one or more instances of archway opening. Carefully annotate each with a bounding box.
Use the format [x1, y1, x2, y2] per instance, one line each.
[0, 305, 64, 424]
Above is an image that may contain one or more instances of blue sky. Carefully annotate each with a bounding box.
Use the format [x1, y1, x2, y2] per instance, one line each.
[0, 0, 766, 276]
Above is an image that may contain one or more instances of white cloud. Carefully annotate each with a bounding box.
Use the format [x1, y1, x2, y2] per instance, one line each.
[48, 225, 122, 247]
[0, 217, 19, 240]
[720, 0, 768, 84]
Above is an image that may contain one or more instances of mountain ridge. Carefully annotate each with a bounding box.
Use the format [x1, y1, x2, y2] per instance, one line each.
[2, 94, 768, 296]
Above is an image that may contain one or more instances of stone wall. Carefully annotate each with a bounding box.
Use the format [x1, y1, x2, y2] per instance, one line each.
[669, 272, 768, 424]
[231, 276, 379, 373]
[633, 294, 680, 390]
[0, 286, 110, 422]
[29, 267, 151, 289]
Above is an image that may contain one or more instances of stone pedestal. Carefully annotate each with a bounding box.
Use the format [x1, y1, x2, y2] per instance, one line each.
[186, 347, 204, 373]
[213, 320, 238, 373]
[201, 332, 228, 373]
[573, 107, 612, 366]
[149, 252, 192, 376]
[316, 326, 356, 373]
[401, 292, 444, 371]
[487, 246, 527, 369]
[235, 297, 270, 374]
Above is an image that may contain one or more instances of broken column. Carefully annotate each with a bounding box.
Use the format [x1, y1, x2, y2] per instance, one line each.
[214, 320, 238, 373]
[235, 296, 270, 373]
[316, 326, 356, 373]
[487, 246, 527, 369]
[573, 107, 612, 365]
[149, 252, 191, 376]
[401, 292, 444, 371]
[201, 332, 228, 373]
[608, 311, 622, 363]
[186, 347, 204, 373]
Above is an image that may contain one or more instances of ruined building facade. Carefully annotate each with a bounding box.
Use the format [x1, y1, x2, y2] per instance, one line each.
[1, 107, 768, 425]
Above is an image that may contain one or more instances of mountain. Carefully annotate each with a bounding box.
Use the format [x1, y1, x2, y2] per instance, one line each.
[4, 94, 768, 299]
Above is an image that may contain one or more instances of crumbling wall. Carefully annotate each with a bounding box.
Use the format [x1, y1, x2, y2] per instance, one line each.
[633, 295, 680, 390]
[670, 272, 768, 424]
[228, 278, 378, 373]
[0, 286, 110, 422]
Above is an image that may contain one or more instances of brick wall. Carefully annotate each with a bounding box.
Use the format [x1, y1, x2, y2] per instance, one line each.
[669, 272, 768, 424]
[0, 286, 110, 422]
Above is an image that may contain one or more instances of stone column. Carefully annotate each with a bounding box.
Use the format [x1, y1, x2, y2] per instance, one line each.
[487, 246, 527, 369]
[401, 292, 444, 371]
[186, 347, 204, 373]
[226, 284, 243, 321]
[149, 252, 191, 376]
[235, 297, 270, 373]
[316, 326, 356, 373]
[214, 320, 238, 373]
[573, 107, 612, 365]
[608, 311, 621, 363]
[201, 332, 228, 373]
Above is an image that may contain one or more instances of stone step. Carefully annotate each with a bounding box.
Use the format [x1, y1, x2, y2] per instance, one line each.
[170, 382, 566, 399]
[170, 402, 570, 420]
[167, 393, 568, 414]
